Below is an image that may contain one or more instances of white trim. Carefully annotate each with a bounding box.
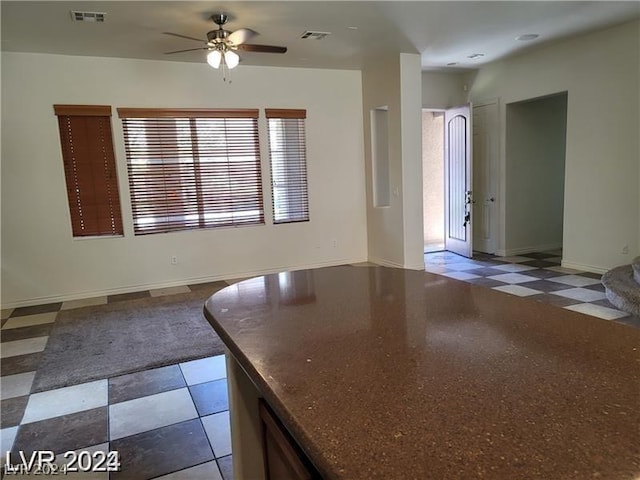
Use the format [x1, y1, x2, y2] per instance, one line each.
[496, 243, 563, 257]
[560, 261, 608, 274]
[404, 260, 426, 270]
[366, 257, 423, 270]
[2, 258, 367, 309]
[367, 256, 405, 269]
[473, 97, 499, 108]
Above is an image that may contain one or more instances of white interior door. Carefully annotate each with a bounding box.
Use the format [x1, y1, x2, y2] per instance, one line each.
[472, 103, 498, 254]
[444, 105, 472, 258]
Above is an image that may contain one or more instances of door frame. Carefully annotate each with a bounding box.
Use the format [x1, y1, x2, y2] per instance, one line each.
[421, 108, 446, 254]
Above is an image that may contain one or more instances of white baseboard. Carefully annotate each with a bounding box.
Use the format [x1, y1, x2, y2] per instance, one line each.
[367, 256, 405, 269]
[367, 256, 424, 270]
[2, 258, 367, 309]
[560, 260, 608, 274]
[405, 261, 426, 270]
[496, 243, 563, 257]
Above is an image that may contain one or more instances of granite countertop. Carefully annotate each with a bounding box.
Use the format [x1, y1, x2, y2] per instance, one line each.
[204, 266, 640, 479]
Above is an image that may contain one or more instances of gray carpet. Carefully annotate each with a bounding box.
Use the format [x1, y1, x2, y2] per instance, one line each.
[602, 263, 640, 317]
[31, 290, 226, 393]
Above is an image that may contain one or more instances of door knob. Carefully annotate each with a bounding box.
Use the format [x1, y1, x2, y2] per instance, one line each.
[465, 191, 473, 205]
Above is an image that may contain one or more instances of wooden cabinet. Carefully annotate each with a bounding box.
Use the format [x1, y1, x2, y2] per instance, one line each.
[259, 399, 320, 480]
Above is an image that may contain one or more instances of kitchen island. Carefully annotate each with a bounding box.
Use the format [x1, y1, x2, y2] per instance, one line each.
[204, 266, 639, 479]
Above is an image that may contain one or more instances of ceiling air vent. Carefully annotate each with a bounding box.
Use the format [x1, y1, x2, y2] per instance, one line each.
[70, 11, 106, 22]
[300, 31, 331, 40]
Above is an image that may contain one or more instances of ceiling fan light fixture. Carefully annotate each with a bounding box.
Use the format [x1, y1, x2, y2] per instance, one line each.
[224, 50, 240, 69]
[164, 12, 287, 79]
[207, 50, 222, 68]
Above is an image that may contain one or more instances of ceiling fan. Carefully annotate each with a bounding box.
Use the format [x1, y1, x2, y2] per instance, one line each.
[164, 14, 287, 70]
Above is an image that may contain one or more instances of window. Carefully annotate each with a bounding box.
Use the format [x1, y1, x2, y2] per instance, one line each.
[54, 105, 123, 237]
[266, 109, 309, 224]
[117, 108, 263, 235]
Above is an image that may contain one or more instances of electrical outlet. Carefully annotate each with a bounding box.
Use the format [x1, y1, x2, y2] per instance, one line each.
[331, 239, 338, 248]
[622, 245, 629, 255]
[170, 255, 178, 265]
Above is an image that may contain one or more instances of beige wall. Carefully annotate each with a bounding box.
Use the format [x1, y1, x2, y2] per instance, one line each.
[1, 53, 367, 307]
[422, 72, 467, 109]
[399, 53, 425, 269]
[362, 54, 404, 267]
[468, 20, 639, 272]
[362, 53, 423, 269]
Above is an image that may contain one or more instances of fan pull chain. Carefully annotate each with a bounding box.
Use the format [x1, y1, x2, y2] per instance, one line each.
[222, 59, 232, 84]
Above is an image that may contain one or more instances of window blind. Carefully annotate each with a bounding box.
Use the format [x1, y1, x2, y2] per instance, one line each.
[54, 105, 123, 237]
[266, 109, 309, 224]
[118, 108, 264, 235]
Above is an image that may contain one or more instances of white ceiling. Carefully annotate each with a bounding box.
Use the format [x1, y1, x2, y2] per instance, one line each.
[2, 1, 639, 71]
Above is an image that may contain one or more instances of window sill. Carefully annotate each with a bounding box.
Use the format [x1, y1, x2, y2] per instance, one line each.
[73, 234, 124, 241]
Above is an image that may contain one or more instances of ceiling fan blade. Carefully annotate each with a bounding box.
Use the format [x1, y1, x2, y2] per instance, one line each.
[164, 47, 209, 55]
[237, 44, 287, 54]
[228, 28, 258, 46]
[163, 32, 206, 43]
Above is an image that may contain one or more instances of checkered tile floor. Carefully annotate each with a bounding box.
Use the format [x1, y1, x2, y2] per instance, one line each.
[425, 250, 640, 328]
[1, 280, 237, 480]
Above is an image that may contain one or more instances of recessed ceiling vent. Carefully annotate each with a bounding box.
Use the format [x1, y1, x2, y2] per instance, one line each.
[300, 31, 331, 40]
[70, 11, 106, 22]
